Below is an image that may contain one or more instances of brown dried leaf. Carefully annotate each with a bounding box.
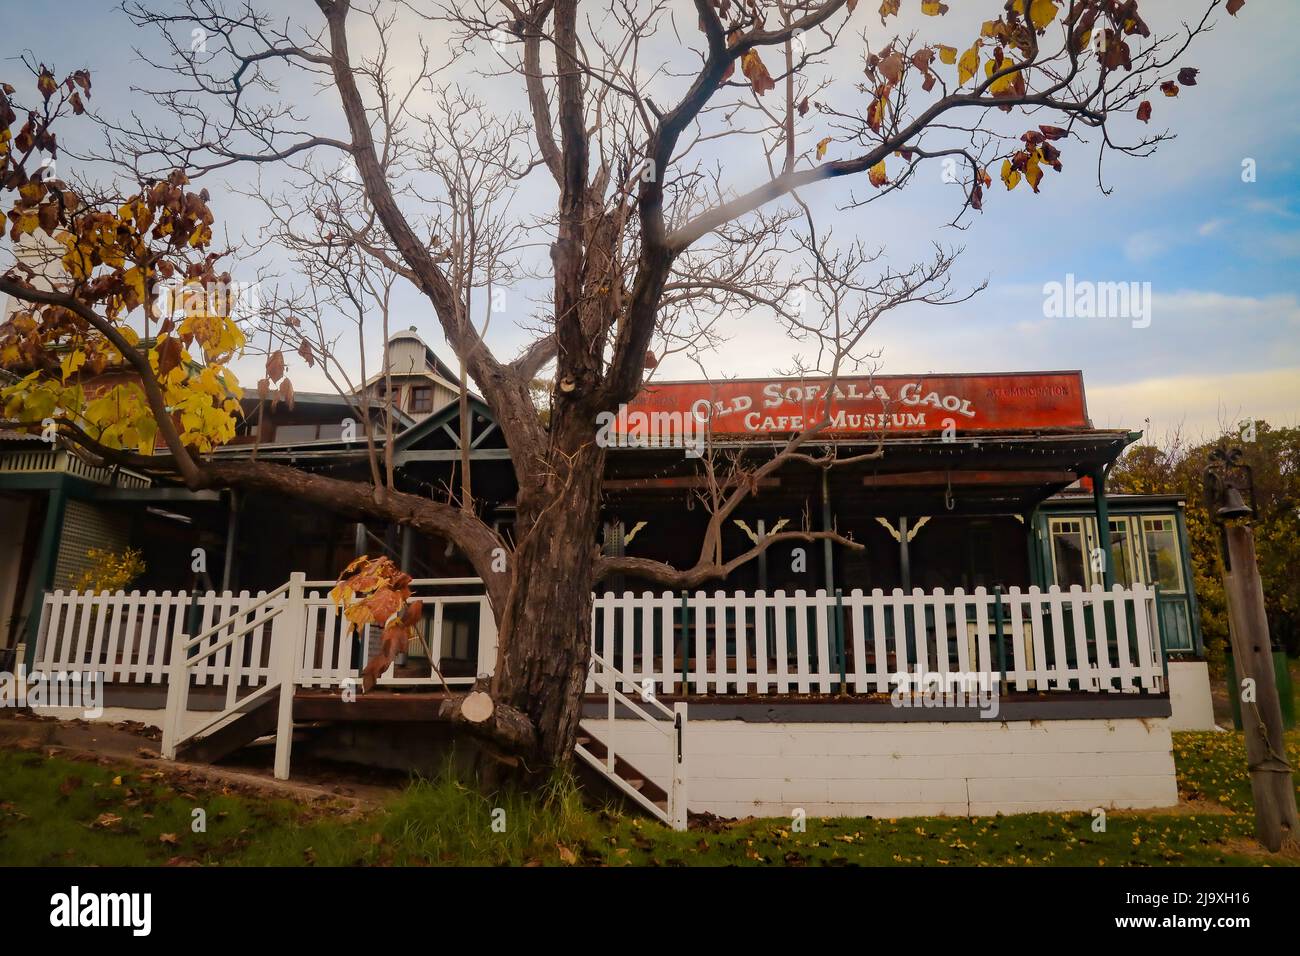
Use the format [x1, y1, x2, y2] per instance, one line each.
[740, 50, 775, 96]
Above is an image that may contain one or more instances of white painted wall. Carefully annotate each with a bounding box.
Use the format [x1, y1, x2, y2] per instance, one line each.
[1167, 660, 1218, 730]
[586, 716, 1179, 819]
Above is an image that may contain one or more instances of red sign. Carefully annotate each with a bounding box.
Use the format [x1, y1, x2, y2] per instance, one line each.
[617, 371, 1089, 437]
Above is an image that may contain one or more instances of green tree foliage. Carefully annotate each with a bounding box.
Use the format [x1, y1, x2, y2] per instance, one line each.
[1110, 422, 1300, 667]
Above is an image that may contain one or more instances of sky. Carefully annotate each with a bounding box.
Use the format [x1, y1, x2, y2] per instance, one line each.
[2, 0, 1298, 442]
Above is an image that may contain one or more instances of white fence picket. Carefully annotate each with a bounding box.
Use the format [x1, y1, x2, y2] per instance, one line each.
[1068, 585, 1095, 691]
[1113, 586, 1137, 692]
[772, 590, 790, 694]
[1130, 583, 1159, 691]
[33, 581, 1165, 699]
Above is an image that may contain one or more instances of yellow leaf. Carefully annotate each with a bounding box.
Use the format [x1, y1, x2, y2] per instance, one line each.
[920, 0, 949, 15]
[1000, 158, 1021, 191]
[816, 137, 832, 160]
[123, 266, 146, 305]
[958, 42, 980, 86]
[60, 349, 86, 383]
[1013, 0, 1060, 29]
[13, 211, 40, 237]
[985, 57, 1022, 96]
[1024, 150, 1043, 192]
[740, 49, 775, 96]
[868, 159, 887, 187]
[1030, 0, 1060, 28]
[935, 45, 957, 65]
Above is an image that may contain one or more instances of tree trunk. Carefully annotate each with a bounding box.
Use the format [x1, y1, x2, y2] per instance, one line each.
[1222, 523, 1300, 853]
[492, 435, 605, 765]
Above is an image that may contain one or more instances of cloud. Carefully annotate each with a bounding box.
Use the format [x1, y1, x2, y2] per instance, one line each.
[1087, 367, 1300, 438]
[1123, 230, 1170, 263]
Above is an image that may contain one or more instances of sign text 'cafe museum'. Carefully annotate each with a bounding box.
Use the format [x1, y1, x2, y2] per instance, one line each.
[601, 369, 1204, 658]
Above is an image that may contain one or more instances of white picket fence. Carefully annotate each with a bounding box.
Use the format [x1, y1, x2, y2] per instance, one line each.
[588, 584, 1166, 696]
[33, 581, 1165, 697]
[32, 579, 498, 692]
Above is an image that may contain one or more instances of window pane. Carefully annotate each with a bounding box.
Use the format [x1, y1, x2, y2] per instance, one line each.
[1108, 519, 1135, 587]
[1160, 600, 1193, 652]
[1051, 520, 1088, 588]
[1142, 516, 1184, 592]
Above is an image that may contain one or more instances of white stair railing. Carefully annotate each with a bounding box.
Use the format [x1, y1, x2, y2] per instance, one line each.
[161, 573, 306, 780]
[577, 650, 688, 831]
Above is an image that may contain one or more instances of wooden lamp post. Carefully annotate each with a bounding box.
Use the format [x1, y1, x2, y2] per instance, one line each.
[1204, 444, 1298, 852]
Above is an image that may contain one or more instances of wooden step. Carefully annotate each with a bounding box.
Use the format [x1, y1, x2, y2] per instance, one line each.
[575, 729, 670, 806]
[176, 696, 278, 764]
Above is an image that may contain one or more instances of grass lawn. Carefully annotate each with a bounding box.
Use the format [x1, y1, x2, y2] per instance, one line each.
[1, 730, 1297, 866]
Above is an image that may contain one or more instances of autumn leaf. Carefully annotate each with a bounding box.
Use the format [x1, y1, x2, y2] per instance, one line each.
[1000, 158, 1021, 191]
[1136, 100, 1152, 123]
[816, 137, 832, 160]
[920, 0, 949, 15]
[877, 0, 900, 24]
[957, 42, 980, 86]
[797, 96, 809, 117]
[279, 377, 294, 412]
[1177, 67, 1199, 86]
[935, 45, 957, 65]
[1024, 0, 1059, 30]
[1160, 80, 1179, 97]
[1226, 0, 1245, 14]
[740, 50, 775, 96]
[155, 336, 183, 378]
[37, 68, 57, 101]
[867, 84, 889, 132]
[60, 348, 85, 383]
[868, 159, 887, 187]
[266, 349, 285, 383]
[297, 338, 314, 368]
[878, 50, 905, 85]
[1023, 150, 1044, 192]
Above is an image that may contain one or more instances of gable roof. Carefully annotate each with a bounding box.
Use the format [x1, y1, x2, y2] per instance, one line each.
[393, 393, 502, 451]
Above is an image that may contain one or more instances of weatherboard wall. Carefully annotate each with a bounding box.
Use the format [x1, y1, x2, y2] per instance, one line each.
[583, 715, 1179, 818]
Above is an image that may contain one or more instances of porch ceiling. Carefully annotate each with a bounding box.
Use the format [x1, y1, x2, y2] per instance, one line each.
[602, 429, 1138, 517]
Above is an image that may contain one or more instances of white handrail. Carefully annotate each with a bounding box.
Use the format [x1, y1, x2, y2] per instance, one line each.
[578, 648, 687, 830]
[183, 583, 289, 649]
[182, 601, 284, 656]
[161, 573, 308, 782]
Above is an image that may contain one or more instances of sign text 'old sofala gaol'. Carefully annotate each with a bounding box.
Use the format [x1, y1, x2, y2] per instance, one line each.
[607, 371, 1089, 438]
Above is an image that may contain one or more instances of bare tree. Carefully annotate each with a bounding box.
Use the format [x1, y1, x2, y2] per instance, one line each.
[0, 0, 1233, 765]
